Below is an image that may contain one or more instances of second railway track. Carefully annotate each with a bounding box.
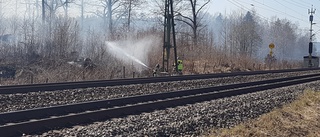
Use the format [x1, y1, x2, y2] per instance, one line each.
[1, 72, 320, 136]
[0, 68, 319, 94]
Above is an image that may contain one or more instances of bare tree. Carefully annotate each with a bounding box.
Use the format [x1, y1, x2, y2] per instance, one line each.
[238, 11, 261, 57]
[43, 0, 73, 21]
[41, 0, 74, 40]
[85, 0, 144, 38]
[269, 18, 297, 60]
[227, 11, 242, 56]
[60, 0, 75, 18]
[175, 0, 211, 46]
[88, 0, 123, 38]
[120, 0, 145, 32]
[0, 13, 5, 37]
[72, 0, 87, 29]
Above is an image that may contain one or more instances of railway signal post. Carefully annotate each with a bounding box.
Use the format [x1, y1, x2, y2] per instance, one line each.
[265, 43, 276, 69]
[308, 6, 316, 67]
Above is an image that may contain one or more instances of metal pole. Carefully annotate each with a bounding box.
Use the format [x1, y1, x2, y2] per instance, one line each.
[81, 0, 84, 29]
[169, 0, 178, 73]
[162, 0, 178, 74]
[42, 0, 45, 23]
[308, 5, 316, 67]
[65, 0, 68, 18]
[123, 66, 125, 78]
[0, 0, 2, 17]
[162, 0, 168, 72]
[128, 0, 132, 31]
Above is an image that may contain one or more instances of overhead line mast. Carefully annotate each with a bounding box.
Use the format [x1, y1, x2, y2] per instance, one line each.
[162, 0, 178, 73]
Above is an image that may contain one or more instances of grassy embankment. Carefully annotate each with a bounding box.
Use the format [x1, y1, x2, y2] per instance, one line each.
[209, 90, 320, 137]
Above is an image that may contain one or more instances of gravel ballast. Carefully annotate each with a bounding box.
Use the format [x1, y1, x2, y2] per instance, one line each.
[1, 71, 320, 113]
[25, 81, 320, 137]
[1, 70, 319, 136]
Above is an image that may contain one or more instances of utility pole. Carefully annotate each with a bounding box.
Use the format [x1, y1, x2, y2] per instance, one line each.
[0, 0, 2, 17]
[127, 0, 132, 32]
[42, 0, 45, 23]
[162, 0, 178, 73]
[65, 0, 69, 18]
[308, 5, 316, 67]
[81, 0, 84, 29]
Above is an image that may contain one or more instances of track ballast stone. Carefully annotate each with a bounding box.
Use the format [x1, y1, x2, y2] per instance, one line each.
[0, 71, 319, 113]
[25, 81, 320, 137]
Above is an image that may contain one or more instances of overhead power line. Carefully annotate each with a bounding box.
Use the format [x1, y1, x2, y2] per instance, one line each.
[236, 0, 284, 17]
[298, 0, 313, 7]
[282, 0, 309, 9]
[273, 0, 305, 17]
[252, 0, 309, 24]
[226, 0, 269, 21]
[292, 0, 313, 8]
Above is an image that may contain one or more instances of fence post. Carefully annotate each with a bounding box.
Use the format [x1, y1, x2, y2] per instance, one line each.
[82, 70, 85, 80]
[258, 64, 261, 70]
[203, 62, 207, 73]
[123, 66, 125, 78]
[192, 62, 195, 74]
[30, 74, 33, 84]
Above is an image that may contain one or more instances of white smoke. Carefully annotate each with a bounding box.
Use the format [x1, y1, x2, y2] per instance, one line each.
[105, 36, 160, 71]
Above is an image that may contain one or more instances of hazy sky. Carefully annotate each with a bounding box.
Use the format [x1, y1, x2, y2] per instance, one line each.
[1, 0, 320, 41]
[208, 0, 320, 41]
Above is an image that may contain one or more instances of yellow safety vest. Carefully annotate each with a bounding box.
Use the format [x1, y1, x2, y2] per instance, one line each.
[177, 60, 183, 71]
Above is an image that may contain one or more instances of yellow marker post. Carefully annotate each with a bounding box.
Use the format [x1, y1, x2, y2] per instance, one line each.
[269, 43, 275, 49]
[269, 43, 275, 56]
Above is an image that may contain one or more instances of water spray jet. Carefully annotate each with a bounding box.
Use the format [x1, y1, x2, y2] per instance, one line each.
[105, 41, 152, 71]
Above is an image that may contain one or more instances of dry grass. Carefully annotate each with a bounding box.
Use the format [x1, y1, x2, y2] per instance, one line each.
[209, 90, 320, 137]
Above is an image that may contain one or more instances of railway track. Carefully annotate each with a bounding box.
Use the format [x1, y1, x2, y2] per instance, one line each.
[0, 68, 319, 94]
[1, 71, 320, 136]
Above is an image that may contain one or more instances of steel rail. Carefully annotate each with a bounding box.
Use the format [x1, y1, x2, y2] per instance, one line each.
[0, 73, 319, 125]
[0, 73, 320, 136]
[0, 68, 319, 94]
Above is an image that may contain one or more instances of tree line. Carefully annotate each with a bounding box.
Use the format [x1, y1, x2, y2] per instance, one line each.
[0, 0, 311, 82]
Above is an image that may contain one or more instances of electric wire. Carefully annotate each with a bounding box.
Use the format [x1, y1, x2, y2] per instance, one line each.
[236, 0, 284, 16]
[227, 0, 320, 40]
[281, 0, 320, 27]
[226, 0, 269, 21]
[228, 0, 316, 27]
[273, 0, 305, 17]
[292, 0, 313, 8]
[225, 0, 248, 12]
[297, 0, 313, 7]
[283, 0, 309, 9]
[255, 0, 320, 37]
[274, 0, 320, 31]
[314, 29, 320, 36]
[256, 0, 320, 40]
[252, 0, 309, 24]
[233, 0, 271, 21]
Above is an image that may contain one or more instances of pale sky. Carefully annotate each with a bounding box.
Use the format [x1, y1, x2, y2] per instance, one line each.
[208, 0, 320, 41]
[0, 0, 320, 41]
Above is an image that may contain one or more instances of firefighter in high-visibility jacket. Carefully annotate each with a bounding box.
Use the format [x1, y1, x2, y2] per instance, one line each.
[177, 59, 183, 74]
